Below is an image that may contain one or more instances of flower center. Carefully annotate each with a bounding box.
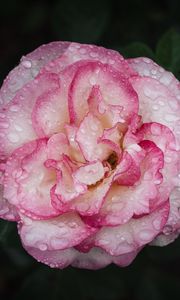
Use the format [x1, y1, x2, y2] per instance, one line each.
[107, 151, 118, 170]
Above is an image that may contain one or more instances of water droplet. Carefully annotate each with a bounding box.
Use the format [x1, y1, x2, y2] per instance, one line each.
[158, 99, 165, 106]
[98, 239, 109, 245]
[68, 221, 77, 228]
[90, 52, 98, 58]
[163, 225, 173, 235]
[89, 77, 97, 85]
[143, 57, 151, 63]
[139, 229, 152, 241]
[39, 243, 47, 251]
[152, 104, 159, 111]
[22, 60, 32, 68]
[51, 237, 68, 249]
[108, 59, 115, 65]
[151, 69, 157, 75]
[164, 156, 172, 163]
[79, 48, 86, 54]
[152, 218, 162, 230]
[14, 124, 23, 132]
[7, 132, 19, 143]
[12, 169, 23, 178]
[9, 105, 19, 112]
[90, 123, 98, 131]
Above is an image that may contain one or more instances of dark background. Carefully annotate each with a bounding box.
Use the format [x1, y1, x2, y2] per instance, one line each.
[0, 0, 180, 299]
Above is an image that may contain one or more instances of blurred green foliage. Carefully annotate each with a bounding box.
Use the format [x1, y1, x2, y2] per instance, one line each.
[0, 0, 180, 299]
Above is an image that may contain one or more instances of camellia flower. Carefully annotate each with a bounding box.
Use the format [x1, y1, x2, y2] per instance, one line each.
[0, 42, 180, 269]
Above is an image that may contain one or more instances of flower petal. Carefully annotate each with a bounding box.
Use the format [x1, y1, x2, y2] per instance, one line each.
[32, 88, 69, 137]
[73, 160, 105, 185]
[68, 62, 138, 124]
[19, 212, 94, 251]
[95, 201, 169, 256]
[0, 73, 60, 157]
[130, 75, 180, 148]
[4, 139, 59, 219]
[76, 112, 111, 161]
[0, 42, 70, 106]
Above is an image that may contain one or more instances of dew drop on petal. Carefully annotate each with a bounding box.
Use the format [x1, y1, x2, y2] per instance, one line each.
[139, 229, 152, 241]
[152, 218, 162, 230]
[152, 104, 159, 111]
[39, 243, 48, 251]
[7, 133, 19, 143]
[21, 60, 32, 68]
[163, 225, 173, 235]
[9, 105, 19, 112]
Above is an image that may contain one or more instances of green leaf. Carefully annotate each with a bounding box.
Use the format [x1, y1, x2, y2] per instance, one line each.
[156, 28, 180, 78]
[115, 42, 154, 59]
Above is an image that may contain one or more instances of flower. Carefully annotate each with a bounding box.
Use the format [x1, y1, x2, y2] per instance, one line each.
[0, 42, 180, 270]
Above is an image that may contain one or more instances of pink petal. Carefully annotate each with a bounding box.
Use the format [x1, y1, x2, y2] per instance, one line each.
[76, 112, 111, 161]
[88, 141, 164, 227]
[23, 246, 77, 269]
[112, 249, 141, 267]
[130, 75, 180, 148]
[87, 85, 126, 129]
[68, 62, 138, 124]
[73, 160, 105, 185]
[99, 124, 122, 160]
[65, 124, 85, 163]
[41, 42, 135, 77]
[137, 122, 180, 202]
[95, 201, 169, 256]
[19, 212, 94, 251]
[3, 139, 59, 219]
[32, 88, 69, 137]
[47, 133, 70, 161]
[128, 57, 180, 99]
[71, 152, 133, 217]
[0, 42, 70, 107]
[50, 155, 87, 205]
[23, 245, 140, 269]
[0, 73, 60, 157]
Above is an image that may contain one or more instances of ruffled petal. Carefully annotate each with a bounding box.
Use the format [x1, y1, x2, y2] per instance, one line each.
[3, 139, 59, 219]
[19, 212, 94, 251]
[137, 123, 180, 204]
[23, 246, 76, 269]
[50, 155, 87, 204]
[128, 57, 180, 98]
[0, 42, 70, 106]
[32, 88, 69, 137]
[86, 141, 164, 226]
[68, 62, 138, 124]
[130, 75, 180, 148]
[76, 112, 111, 161]
[42, 42, 135, 76]
[0, 73, 60, 157]
[95, 201, 169, 256]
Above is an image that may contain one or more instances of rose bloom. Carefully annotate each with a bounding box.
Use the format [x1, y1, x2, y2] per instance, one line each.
[0, 42, 180, 269]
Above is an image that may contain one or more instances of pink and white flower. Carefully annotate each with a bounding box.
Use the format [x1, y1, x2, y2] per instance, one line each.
[0, 42, 180, 269]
